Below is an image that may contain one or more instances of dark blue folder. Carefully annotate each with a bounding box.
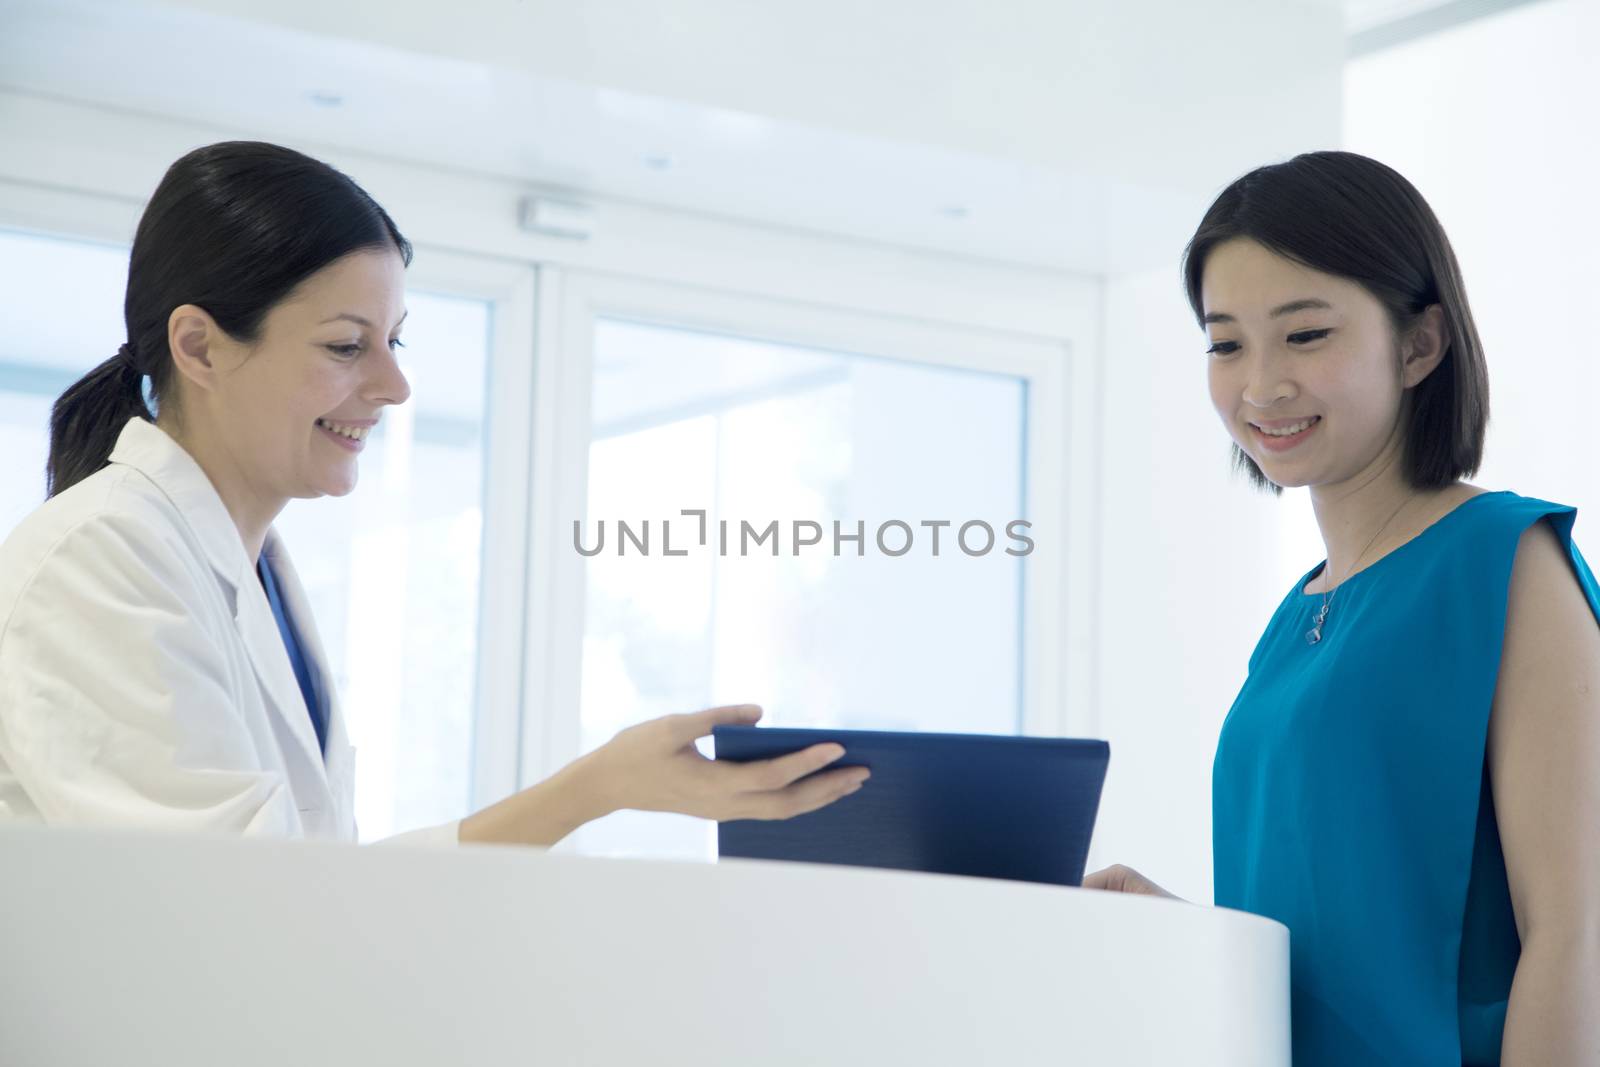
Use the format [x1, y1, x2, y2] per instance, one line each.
[713, 726, 1110, 887]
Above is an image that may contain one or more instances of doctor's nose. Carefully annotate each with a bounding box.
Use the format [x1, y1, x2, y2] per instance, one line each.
[366, 345, 412, 408]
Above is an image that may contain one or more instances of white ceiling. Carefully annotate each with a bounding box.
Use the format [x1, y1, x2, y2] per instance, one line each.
[1343, 0, 1459, 33]
[0, 0, 1352, 275]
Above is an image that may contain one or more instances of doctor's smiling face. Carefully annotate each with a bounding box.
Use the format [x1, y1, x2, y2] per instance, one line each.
[164, 248, 411, 508]
[1201, 237, 1445, 493]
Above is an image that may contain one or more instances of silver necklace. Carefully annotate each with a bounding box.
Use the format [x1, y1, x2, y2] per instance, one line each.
[1306, 495, 1412, 645]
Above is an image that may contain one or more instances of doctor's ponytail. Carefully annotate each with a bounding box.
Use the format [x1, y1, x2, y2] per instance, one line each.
[46, 141, 412, 498]
[48, 343, 153, 497]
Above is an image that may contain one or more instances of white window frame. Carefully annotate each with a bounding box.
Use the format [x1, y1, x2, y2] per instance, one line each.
[520, 267, 1087, 787]
[398, 250, 538, 811]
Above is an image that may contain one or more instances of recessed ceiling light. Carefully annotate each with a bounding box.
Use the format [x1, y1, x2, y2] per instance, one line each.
[940, 206, 969, 220]
[308, 91, 344, 108]
[643, 153, 673, 171]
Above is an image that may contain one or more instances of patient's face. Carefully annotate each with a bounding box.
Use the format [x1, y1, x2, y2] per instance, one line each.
[1200, 238, 1406, 491]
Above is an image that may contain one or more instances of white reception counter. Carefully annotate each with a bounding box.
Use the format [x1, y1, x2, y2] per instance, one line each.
[0, 827, 1289, 1065]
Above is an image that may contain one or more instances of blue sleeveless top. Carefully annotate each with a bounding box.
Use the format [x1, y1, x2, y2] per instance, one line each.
[1213, 492, 1600, 1066]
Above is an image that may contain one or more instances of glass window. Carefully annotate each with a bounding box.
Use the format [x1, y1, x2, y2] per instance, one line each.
[0, 229, 129, 530]
[575, 317, 1028, 860]
[0, 229, 494, 840]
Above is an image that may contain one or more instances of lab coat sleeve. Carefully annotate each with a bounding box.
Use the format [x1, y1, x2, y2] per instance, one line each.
[0, 514, 298, 834]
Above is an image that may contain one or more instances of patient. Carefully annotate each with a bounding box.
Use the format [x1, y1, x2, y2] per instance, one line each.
[1083, 150, 1600, 1065]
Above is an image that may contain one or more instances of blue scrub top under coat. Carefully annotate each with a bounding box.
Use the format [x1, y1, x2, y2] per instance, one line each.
[257, 555, 328, 756]
[1213, 492, 1600, 1066]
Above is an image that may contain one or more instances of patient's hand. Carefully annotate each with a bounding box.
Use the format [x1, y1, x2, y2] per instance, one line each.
[1082, 864, 1186, 902]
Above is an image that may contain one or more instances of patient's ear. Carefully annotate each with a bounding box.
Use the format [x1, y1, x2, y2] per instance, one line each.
[1401, 304, 1450, 389]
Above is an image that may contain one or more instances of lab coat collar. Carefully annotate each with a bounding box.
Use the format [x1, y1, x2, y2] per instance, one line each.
[107, 417, 252, 595]
[108, 417, 337, 806]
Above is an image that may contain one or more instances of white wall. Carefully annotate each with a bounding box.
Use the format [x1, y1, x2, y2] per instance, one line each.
[1345, 0, 1600, 538]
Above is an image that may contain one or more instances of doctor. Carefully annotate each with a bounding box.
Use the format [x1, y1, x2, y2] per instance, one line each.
[0, 140, 869, 845]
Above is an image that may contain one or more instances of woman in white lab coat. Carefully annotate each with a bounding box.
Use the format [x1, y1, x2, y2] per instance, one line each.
[0, 140, 868, 846]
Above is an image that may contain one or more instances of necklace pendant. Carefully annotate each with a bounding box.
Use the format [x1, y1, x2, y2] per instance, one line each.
[1306, 602, 1329, 645]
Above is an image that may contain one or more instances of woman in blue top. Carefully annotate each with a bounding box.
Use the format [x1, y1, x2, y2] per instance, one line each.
[1084, 151, 1600, 1065]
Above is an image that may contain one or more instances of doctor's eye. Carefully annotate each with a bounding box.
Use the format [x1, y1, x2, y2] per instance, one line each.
[1206, 340, 1239, 356]
[1289, 329, 1333, 345]
[325, 344, 362, 359]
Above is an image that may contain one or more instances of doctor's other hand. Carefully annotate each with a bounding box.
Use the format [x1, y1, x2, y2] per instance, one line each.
[1081, 864, 1186, 902]
[584, 704, 869, 821]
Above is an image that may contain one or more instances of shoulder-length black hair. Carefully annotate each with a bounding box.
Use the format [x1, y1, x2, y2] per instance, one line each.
[1180, 150, 1488, 493]
[47, 140, 413, 497]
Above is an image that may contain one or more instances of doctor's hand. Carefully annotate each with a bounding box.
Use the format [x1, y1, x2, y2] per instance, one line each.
[460, 704, 869, 848]
[1081, 864, 1187, 902]
[582, 704, 869, 821]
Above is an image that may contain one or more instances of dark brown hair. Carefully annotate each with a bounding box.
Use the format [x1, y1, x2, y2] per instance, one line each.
[1180, 150, 1488, 492]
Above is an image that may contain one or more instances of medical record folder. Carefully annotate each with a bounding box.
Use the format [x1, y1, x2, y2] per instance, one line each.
[713, 726, 1110, 887]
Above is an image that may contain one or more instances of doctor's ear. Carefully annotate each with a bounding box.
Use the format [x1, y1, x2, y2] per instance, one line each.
[1400, 304, 1451, 389]
[165, 304, 228, 394]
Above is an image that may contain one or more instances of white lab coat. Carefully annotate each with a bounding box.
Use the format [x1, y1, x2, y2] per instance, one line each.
[0, 416, 458, 845]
